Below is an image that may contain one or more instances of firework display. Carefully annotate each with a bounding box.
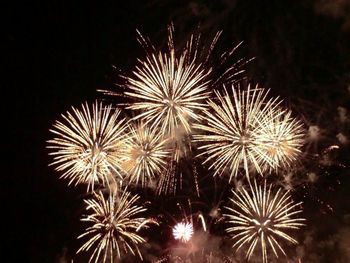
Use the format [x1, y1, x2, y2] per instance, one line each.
[46, 25, 322, 262]
[224, 180, 305, 263]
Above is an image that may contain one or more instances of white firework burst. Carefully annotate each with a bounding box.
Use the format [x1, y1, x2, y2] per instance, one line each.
[173, 222, 194, 243]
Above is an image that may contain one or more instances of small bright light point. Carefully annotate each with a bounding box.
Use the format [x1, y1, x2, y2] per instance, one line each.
[172, 222, 194, 242]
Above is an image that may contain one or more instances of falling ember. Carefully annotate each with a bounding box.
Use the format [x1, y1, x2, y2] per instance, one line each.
[224, 180, 305, 263]
[173, 222, 194, 242]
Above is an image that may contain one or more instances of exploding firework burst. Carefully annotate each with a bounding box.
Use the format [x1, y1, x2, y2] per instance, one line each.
[47, 102, 127, 191]
[120, 122, 171, 187]
[173, 222, 194, 243]
[124, 27, 211, 138]
[194, 85, 281, 181]
[77, 189, 156, 262]
[224, 180, 305, 263]
[256, 109, 305, 172]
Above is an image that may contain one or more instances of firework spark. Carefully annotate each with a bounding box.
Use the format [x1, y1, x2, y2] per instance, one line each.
[224, 180, 305, 263]
[120, 122, 171, 187]
[77, 190, 156, 262]
[194, 85, 280, 181]
[47, 102, 127, 191]
[173, 222, 194, 243]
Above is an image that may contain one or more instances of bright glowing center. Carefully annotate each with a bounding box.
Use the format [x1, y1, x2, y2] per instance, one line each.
[252, 218, 271, 233]
[163, 98, 177, 108]
[172, 222, 194, 242]
[239, 134, 250, 145]
[138, 143, 151, 160]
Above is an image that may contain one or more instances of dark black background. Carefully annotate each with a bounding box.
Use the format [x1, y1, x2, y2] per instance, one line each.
[3, 0, 350, 262]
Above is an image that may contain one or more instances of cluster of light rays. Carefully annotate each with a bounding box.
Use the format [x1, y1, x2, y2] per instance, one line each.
[120, 122, 171, 187]
[47, 102, 128, 191]
[124, 27, 211, 138]
[194, 85, 305, 181]
[256, 109, 305, 172]
[224, 180, 305, 263]
[194, 85, 279, 180]
[77, 189, 156, 262]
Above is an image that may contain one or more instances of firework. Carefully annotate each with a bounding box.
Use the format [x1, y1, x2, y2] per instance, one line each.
[173, 222, 194, 243]
[77, 190, 156, 262]
[120, 122, 171, 187]
[47, 102, 127, 191]
[224, 180, 305, 263]
[124, 29, 211, 138]
[194, 85, 280, 181]
[256, 109, 305, 172]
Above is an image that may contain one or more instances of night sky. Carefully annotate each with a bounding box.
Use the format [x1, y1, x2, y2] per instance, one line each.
[4, 1, 350, 262]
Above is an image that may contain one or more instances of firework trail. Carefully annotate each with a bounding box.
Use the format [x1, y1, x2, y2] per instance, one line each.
[120, 122, 171, 187]
[47, 102, 127, 191]
[194, 85, 280, 181]
[224, 180, 305, 263]
[77, 189, 157, 262]
[156, 158, 178, 195]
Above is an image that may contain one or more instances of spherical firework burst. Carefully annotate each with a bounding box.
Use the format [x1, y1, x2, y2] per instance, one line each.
[77, 190, 156, 262]
[124, 29, 211, 138]
[224, 180, 305, 263]
[256, 109, 305, 172]
[173, 222, 194, 243]
[47, 102, 128, 191]
[120, 122, 171, 187]
[194, 85, 280, 181]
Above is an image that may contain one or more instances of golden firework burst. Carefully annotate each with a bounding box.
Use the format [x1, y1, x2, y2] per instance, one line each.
[224, 180, 305, 263]
[194, 85, 280, 181]
[125, 39, 211, 137]
[120, 122, 171, 187]
[256, 109, 305, 172]
[77, 189, 156, 262]
[47, 102, 127, 191]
